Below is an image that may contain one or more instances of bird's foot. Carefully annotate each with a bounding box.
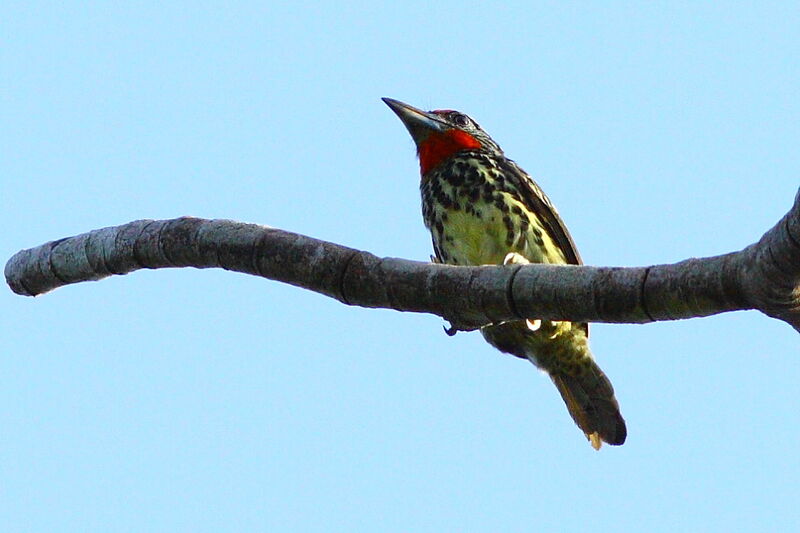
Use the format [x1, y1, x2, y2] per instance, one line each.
[503, 252, 530, 265]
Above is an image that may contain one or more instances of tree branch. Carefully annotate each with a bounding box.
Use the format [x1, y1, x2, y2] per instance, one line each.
[5, 188, 800, 333]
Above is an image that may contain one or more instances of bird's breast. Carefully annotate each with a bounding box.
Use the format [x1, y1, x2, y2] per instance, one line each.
[422, 156, 568, 267]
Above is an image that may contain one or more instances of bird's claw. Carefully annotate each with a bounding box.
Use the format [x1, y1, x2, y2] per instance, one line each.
[443, 324, 459, 336]
[503, 252, 530, 265]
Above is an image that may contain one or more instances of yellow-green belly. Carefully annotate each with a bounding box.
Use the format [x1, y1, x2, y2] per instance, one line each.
[433, 191, 568, 267]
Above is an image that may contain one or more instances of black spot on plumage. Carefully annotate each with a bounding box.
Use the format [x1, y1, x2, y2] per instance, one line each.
[431, 181, 452, 208]
[465, 166, 481, 185]
[426, 182, 439, 204]
[448, 173, 464, 187]
[482, 183, 494, 201]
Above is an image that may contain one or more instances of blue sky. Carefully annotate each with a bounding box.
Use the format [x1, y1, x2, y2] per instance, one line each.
[2, 2, 799, 531]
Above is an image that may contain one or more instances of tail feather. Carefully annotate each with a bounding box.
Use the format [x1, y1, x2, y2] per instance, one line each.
[480, 319, 626, 449]
[550, 362, 627, 449]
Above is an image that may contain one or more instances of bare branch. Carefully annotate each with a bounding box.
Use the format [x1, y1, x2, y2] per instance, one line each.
[5, 189, 800, 333]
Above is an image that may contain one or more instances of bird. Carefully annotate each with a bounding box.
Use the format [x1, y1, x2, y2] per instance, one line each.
[383, 97, 626, 449]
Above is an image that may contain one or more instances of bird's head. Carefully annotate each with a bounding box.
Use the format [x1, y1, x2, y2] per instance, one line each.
[383, 97, 503, 176]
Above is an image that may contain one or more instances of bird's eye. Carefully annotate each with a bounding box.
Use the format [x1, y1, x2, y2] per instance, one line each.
[451, 113, 471, 128]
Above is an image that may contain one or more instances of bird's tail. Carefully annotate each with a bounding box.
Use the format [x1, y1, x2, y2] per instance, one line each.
[480, 318, 626, 449]
[550, 361, 627, 450]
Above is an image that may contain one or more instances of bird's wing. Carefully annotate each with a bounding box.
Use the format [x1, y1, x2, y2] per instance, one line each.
[502, 159, 589, 335]
[501, 159, 583, 266]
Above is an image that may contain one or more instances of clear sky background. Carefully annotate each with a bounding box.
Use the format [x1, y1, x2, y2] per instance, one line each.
[2, 2, 799, 531]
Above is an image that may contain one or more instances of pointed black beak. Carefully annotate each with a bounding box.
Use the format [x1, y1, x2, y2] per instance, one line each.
[382, 97, 446, 145]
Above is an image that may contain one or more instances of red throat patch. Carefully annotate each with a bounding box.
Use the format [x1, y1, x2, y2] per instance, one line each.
[417, 130, 481, 175]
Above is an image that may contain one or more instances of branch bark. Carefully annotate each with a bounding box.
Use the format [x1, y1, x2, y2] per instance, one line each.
[5, 189, 800, 334]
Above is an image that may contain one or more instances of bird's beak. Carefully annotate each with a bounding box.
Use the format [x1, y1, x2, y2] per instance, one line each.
[382, 97, 446, 146]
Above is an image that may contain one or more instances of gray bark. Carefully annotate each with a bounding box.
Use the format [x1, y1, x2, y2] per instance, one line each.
[5, 188, 800, 334]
